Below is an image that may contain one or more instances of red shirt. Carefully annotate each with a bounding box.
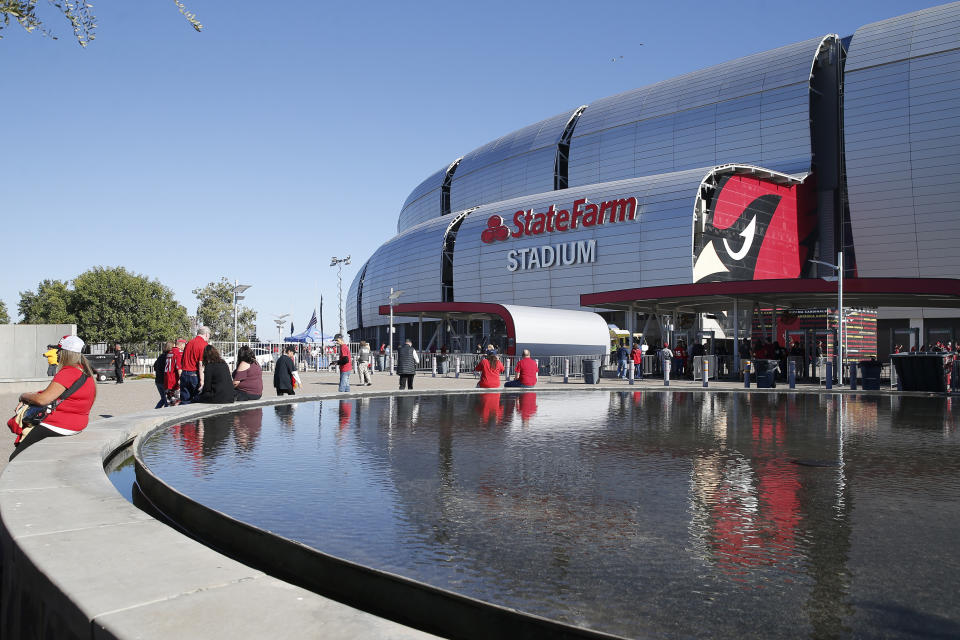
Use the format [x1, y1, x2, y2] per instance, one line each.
[44, 365, 96, 432]
[339, 343, 352, 372]
[475, 358, 504, 388]
[182, 335, 207, 372]
[632, 348, 643, 364]
[514, 357, 538, 386]
[165, 348, 182, 390]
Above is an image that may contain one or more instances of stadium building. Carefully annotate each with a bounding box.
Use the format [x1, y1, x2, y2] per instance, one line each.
[346, 3, 960, 364]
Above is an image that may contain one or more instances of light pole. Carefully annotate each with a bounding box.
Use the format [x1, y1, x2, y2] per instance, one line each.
[232, 280, 251, 362]
[388, 288, 403, 376]
[811, 252, 844, 385]
[273, 313, 290, 345]
[330, 255, 351, 337]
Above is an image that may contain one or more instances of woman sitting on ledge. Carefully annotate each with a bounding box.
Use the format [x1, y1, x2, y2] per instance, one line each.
[233, 346, 263, 401]
[10, 336, 97, 460]
[475, 351, 504, 389]
[197, 345, 235, 404]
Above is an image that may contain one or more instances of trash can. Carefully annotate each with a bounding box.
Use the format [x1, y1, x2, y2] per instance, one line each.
[859, 359, 881, 390]
[755, 359, 778, 388]
[583, 359, 601, 384]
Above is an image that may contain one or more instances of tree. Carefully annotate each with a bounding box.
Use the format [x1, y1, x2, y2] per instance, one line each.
[193, 277, 256, 342]
[0, 300, 9, 324]
[70, 266, 189, 343]
[1, 0, 202, 47]
[19, 279, 76, 324]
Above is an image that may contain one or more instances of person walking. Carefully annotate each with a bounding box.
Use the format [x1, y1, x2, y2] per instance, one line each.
[396, 338, 419, 390]
[42, 344, 59, 377]
[153, 342, 173, 408]
[504, 349, 537, 387]
[180, 327, 210, 404]
[631, 343, 644, 379]
[274, 345, 297, 396]
[475, 350, 504, 388]
[616, 342, 629, 378]
[356, 340, 373, 386]
[335, 334, 352, 392]
[112, 343, 126, 384]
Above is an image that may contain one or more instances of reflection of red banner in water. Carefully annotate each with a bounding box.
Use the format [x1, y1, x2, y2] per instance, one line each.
[708, 410, 800, 576]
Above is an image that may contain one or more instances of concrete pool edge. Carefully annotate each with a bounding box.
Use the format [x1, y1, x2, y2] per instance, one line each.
[0, 384, 938, 639]
[0, 393, 443, 640]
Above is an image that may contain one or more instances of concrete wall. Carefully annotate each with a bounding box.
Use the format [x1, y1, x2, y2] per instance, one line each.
[0, 325, 76, 379]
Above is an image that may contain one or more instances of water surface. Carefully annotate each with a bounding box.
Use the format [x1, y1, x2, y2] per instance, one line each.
[135, 392, 960, 639]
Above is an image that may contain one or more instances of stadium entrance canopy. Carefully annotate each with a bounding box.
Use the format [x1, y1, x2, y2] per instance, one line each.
[580, 278, 960, 314]
[377, 302, 609, 356]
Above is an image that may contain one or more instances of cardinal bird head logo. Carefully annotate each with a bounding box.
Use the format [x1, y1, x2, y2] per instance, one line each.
[693, 174, 816, 283]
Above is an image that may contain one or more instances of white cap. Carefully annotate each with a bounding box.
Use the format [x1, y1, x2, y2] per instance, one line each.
[59, 336, 85, 353]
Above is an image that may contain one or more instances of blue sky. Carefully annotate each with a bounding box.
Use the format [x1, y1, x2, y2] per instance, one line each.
[1, 0, 941, 338]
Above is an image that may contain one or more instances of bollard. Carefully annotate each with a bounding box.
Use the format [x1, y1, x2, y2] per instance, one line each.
[389, 353, 394, 376]
[788, 359, 796, 389]
[702, 358, 709, 388]
[628, 359, 635, 385]
[825, 361, 833, 389]
[744, 361, 751, 388]
[663, 358, 671, 386]
[564, 358, 570, 384]
[849, 362, 858, 391]
[432, 356, 437, 378]
[455, 356, 460, 379]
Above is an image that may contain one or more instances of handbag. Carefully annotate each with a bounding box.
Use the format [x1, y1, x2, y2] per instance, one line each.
[7, 373, 90, 444]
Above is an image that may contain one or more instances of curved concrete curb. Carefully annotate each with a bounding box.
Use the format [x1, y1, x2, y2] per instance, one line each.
[0, 393, 441, 640]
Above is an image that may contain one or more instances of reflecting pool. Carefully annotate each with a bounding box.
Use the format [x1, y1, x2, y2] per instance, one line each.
[135, 392, 960, 639]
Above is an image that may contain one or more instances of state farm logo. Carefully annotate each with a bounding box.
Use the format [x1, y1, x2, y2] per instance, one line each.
[480, 197, 638, 244]
[481, 215, 510, 244]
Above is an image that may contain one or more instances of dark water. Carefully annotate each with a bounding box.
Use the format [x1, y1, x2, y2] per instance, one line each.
[132, 392, 960, 639]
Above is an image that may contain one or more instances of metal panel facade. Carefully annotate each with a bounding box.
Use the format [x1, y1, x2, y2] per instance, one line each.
[568, 36, 830, 186]
[397, 166, 447, 233]
[845, 2, 960, 278]
[452, 168, 711, 311]
[448, 110, 576, 213]
[359, 216, 452, 326]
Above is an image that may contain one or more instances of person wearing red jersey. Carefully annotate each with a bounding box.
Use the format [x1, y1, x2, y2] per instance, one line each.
[505, 349, 538, 387]
[10, 335, 97, 459]
[335, 333, 352, 392]
[165, 339, 184, 403]
[180, 326, 210, 405]
[474, 351, 504, 388]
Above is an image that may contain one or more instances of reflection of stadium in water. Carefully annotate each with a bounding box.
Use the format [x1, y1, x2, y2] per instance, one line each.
[140, 393, 960, 638]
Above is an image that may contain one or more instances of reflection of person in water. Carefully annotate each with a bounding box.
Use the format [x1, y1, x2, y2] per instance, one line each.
[232, 408, 263, 453]
[274, 403, 296, 429]
[476, 392, 503, 424]
[338, 400, 352, 430]
[516, 392, 537, 424]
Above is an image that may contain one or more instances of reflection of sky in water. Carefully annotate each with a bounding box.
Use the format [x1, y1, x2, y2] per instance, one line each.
[137, 392, 960, 639]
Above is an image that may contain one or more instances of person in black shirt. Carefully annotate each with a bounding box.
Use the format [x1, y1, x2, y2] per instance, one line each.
[274, 345, 297, 396]
[113, 343, 125, 383]
[196, 345, 234, 404]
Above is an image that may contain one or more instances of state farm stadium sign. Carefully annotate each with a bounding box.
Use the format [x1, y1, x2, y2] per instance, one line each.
[481, 196, 638, 272]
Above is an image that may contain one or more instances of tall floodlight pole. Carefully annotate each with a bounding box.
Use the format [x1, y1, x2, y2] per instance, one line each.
[233, 280, 251, 362]
[811, 252, 845, 385]
[388, 288, 403, 376]
[330, 255, 351, 336]
[273, 313, 290, 345]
